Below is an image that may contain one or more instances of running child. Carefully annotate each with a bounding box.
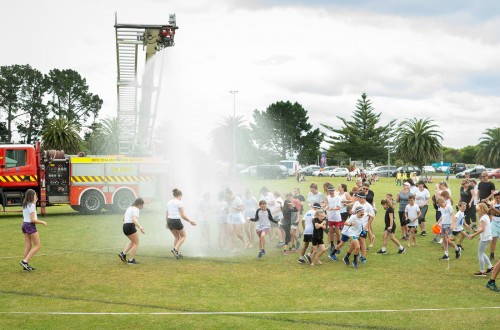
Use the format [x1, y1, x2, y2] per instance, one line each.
[405, 195, 421, 247]
[342, 206, 364, 268]
[377, 199, 406, 255]
[489, 191, 500, 261]
[119, 198, 145, 265]
[298, 203, 321, 264]
[20, 189, 47, 271]
[436, 197, 461, 260]
[250, 200, 279, 258]
[310, 209, 327, 266]
[451, 202, 470, 250]
[325, 185, 342, 257]
[469, 203, 494, 276]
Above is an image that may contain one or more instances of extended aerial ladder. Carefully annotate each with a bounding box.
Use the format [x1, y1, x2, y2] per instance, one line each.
[114, 14, 178, 155]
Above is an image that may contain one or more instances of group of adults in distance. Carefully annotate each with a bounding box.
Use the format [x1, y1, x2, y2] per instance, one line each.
[17, 170, 499, 293]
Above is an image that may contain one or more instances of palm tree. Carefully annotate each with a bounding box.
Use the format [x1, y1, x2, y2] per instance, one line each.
[393, 118, 443, 170]
[209, 115, 255, 164]
[476, 127, 500, 167]
[87, 117, 119, 154]
[42, 117, 82, 154]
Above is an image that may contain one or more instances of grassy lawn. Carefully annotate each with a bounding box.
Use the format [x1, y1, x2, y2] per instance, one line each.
[0, 176, 498, 329]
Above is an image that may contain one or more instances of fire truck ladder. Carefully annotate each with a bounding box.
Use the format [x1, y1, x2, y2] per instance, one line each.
[114, 14, 177, 155]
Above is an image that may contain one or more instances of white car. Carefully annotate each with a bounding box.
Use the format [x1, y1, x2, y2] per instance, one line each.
[329, 167, 349, 177]
[312, 166, 338, 177]
[422, 166, 436, 173]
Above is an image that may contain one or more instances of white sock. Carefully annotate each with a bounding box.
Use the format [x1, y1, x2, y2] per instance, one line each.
[444, 251, 449, 256]
[398, 245, 404, 250]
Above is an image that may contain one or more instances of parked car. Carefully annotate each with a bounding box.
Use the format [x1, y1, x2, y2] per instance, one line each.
[486, 168, 500, 179]
[367, 165, 397, 177]
[391, 166, 421, 177]
[329, 167, 349, 177]
[422, 165, 436, 173]
[312, 166, 337, 177]
[299, 165, 321, 176]
[455, 165, 486, 179]
[449, 163, 466, 174]
[256, 165, 288, 179]
[239, 166, 257, 176]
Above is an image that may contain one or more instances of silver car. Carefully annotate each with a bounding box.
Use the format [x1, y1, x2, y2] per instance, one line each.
[367, 166, 397, 177]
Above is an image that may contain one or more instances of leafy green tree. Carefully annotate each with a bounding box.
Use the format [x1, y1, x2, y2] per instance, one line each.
[321, 93, 395, 168]
[42, 118, 82, 154]
[393, 118, 443, 169]
[84, 117, 120, 155]
[0, 122, 8, 142]
[476, 127, 500, 167]
[0, 65, 25, 142]
[16, 65, 50, 144]
[250, 101, 322, 163]
[460, 145, 479, 164]
[442, 147, 460, 164]
[210, 115, 257, 165]
[47, 69, 103, 128]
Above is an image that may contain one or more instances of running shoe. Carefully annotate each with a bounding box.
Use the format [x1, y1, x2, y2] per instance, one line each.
[486, 267, 494, 274]
[440, 255, 449, 261]
[352, 258, 358, 269]
[20, 261, 31, 272]
[328, 254, 337, 261]
[421, 231, 426, 236]
[360, 257, 367, 264]
[298, 258, 305, 264]
[304, 255, 312, 264]
[457, 244, 464, 251]
[343, 256, 350, 266]
[486, 282, 499, 292]
[398, 248, 406, 254]
[455, 247, 462, 259]
[438, 238, 443, 244]
[127, 259, 140, 265]
[432, 238, 438, 244]
[118, 252, 127, 263]
[474, 271, 486, 276]
[257, 252, 263, 258]
[376, 249, 387, 255]
[276, 242, 285, 248]
[171, 248, 180, 259]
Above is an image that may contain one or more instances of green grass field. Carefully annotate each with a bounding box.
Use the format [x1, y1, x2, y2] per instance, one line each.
[1, 176, 499, 329]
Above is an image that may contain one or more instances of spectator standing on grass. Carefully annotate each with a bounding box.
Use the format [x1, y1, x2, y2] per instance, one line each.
[478, 172, 495, 205]
[397, 182, 412, 240]
[469, 203, 494, 276]
[459, 179, 476, 233]
[166, 188, 197, 259]
[250, 200, 279, 258]
[119, 198, 145, 265]
[489, 191, 500, 261]
[414, 181, 431, 237]
[445, 167, 450, 181]
[396, 171, 402, 186]
[377, 199, 405, 255]
[20, 189, 47, 271]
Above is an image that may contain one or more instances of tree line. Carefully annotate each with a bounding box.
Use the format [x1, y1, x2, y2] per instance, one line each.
[210, 93, 499, 168]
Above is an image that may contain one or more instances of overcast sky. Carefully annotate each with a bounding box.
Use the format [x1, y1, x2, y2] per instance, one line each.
[1, 0, 499, 150]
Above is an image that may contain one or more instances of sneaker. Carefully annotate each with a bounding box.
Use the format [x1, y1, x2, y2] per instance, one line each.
[298, 258, 305, 264]
[20, 261, 31, 271]
[127, 259, 140, 265]
[486, 282, 500, 292]
[421, 231, 426, 236]
[257, 252, 263, 258]
[352, 258, 358, 269]
[343, 256, 350, 266]
[398, 248, 406, 254]
[455, 247, 462, 259]
[304, 255, 312, 264]
[328, 254, 337, 261]
[276, 242, 285, 248]
[27, 265, 36, 271]
[432, 238, 438, 244]
[118, 252, 127, 263]
[440, 255, 449, 261]
[438, 238, 443, 244]
[474, 271, 486, 276]
[360, 257, 367, 264]
[486, 267, 494, 274]
[377, 249, 387, 255]
[171, 248, 180, 259]
[457, 244, 464, 251]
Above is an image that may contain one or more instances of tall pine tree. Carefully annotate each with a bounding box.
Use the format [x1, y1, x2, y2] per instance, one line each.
[321, 93, 395, 168]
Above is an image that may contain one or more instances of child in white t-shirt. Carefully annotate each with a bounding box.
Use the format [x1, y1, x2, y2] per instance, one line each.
[451, 202, 470, 250]
[405, 195, 421, 247]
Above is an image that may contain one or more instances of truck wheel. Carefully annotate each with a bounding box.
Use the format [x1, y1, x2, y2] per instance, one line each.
[80, 190, 104, 214]
[112, 190, 136, 213]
